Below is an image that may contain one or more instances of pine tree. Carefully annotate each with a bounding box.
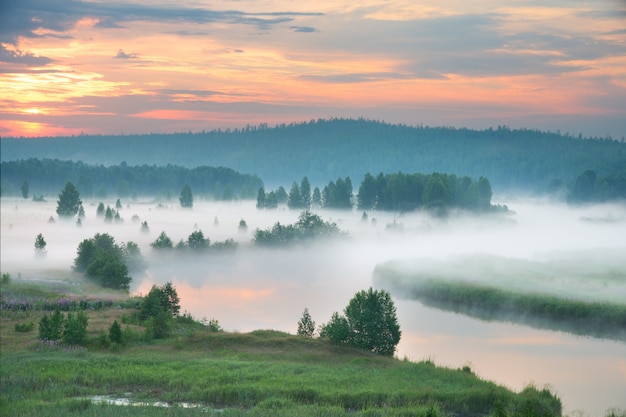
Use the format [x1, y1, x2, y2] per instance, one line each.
[56, 182, 82, 217]
[297, 308, 316, 337]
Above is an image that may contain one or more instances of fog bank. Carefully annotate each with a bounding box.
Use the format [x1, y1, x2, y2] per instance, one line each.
[2, 196, 625, 415]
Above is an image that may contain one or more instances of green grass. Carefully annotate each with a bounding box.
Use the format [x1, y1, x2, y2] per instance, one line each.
[1, 281, 563, 417]
[374, 265, 626, 342]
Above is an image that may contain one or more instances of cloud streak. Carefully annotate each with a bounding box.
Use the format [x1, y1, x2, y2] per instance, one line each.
[0, 0, 624, 138]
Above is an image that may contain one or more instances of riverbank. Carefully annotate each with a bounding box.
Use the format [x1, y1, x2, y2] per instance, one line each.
[374, 259, 626, 342]
[0, 279, 562, 416]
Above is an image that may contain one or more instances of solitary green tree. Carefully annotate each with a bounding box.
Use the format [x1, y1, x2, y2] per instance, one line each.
[180, 184, 194, 208]
[188, 230, 208, 250]
[56, 182, 82, 218]
[109, 320, 123, 344]
[34, 233, 47, 255]
[151, 231, 173, 249]
[140, 282, 181, 339]
[322, 288, 401, 356]
[297, 307, 316, 337]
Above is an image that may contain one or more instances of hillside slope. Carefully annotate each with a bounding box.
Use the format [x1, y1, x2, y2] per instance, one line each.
[2, 118, 624, 192]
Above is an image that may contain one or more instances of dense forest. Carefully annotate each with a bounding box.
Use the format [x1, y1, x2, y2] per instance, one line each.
[2, 119, 625, 193]
[357, 172, 499, 213]
[1, 159, 502, 214]
[260, 173, 502, 214]
[0, 159, 262, 200]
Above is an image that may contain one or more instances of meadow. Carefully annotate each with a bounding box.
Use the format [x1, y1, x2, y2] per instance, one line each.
[0, 279, 562, 417]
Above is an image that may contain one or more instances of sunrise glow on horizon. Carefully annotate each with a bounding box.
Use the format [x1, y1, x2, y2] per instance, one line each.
[1, 0, 625, 138]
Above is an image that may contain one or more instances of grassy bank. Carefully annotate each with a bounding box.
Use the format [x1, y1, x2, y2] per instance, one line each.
[373, 264, 626, 342]
[1, 280, 562, 416]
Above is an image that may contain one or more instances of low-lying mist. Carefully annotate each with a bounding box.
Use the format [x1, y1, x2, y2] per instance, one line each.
[2, 196, 626, 414]
[2, 196, 624, 329]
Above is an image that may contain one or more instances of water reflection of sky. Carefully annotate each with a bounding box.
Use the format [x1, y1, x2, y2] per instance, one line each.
[136, 241, 626, 416]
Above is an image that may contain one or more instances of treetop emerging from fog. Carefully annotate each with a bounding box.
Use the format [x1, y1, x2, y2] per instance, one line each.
[56, 182, 82, 218]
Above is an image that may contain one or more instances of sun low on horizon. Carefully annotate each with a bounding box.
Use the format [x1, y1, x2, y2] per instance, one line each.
[1, 0, 625, 139]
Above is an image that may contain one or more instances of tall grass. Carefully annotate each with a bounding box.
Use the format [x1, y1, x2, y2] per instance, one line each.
[1, 328, 562, 416]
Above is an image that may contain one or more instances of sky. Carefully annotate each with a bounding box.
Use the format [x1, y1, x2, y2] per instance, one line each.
[0, 0, 625, 138]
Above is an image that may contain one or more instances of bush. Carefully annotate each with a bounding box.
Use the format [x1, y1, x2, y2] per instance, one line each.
[39, 309, 64, 341]
[151, 309, 172, 339]
[203, 317, 222, 332]
[63, 310, 89, 345]
[38, 309, 89, 345]
[109, 320, 123, 344]
[15, 321, 35, 332]
[96, 331, 111, 349]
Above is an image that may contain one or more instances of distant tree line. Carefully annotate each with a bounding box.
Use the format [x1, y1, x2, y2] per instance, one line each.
[0, 159, 262, 200]
[3, 118, 624, 193]
[256, 185, 288, 209]
[357, 172, 498, 213]
[567, 164, 626, 203]
[258, 173, 501, 214]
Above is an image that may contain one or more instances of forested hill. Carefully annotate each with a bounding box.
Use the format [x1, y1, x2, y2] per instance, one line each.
[2, 119, 624, 192]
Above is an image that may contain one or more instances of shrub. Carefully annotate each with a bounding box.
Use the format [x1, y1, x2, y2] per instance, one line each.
[96, 331, 111, 349]
[63, 310, 89, 345]
[109, 320, 123, 344]
[151, 311, 172, 339]
[38, 309, 64, 341]
[201, 317, 222, 332]
[15, 321, 35, 332]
